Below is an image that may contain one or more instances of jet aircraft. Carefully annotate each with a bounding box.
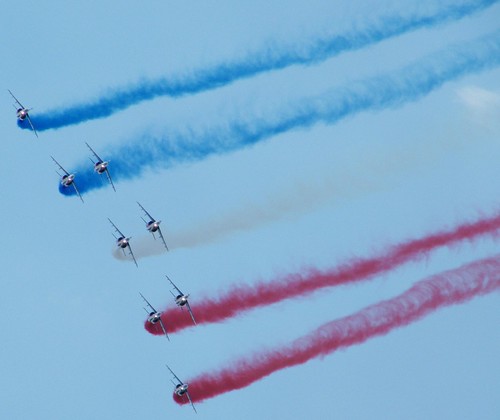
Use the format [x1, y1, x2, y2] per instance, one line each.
[8, 89, 38, 137]
[140, 293, 169, 340]
[167, 365, 197, 413]
[108, 218, 137, 267]
[167, 276, 196, 325]
[51, 156, 83, 203]
[137, 202, 168, 250]
[86, 142, 116, 191]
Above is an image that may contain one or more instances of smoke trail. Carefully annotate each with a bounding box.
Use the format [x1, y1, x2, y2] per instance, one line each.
[174, 254, 500, 404]
[19, 0, 498, 132]
[146, 211, 500, 335]
[113, 167, 378, 261]
[60, 30, 500, 197]
[113, 123, 485, 261]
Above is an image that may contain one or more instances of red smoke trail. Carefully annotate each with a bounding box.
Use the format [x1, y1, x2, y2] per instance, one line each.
[175, 255, 500, 404]
[146, 212, 500, 336]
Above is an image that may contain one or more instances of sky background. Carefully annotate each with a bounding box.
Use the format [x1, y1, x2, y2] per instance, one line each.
[1, 1, 499, 419]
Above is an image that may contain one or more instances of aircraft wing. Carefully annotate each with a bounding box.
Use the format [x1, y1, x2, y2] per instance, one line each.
[166, 365, 183, 384]
[166, 275, 183, 295]
[72, 182, 84, 203]
[137, 202, 155, 222]
[128, 242, 138, 268]
[108, 218, 125, 238]
[159, 318, 170, 341]
[139, 292, 157, 313]
[186, 302, 197, 325]
[8, 89, 24, 108]
[186, 391, 197, 413]
[51, 156, 70, 176]
[25, 114, 38, 138]
[157, 226, 169, 250]
[104, 168, 116, 192]
[85, 142, 103, 162]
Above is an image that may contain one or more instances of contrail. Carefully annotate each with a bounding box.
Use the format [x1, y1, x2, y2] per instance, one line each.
[174, 254, 500, 404]
[145, 211, 500, 336]
[19, 0, 498, 132]
[60, 30, 500, 197]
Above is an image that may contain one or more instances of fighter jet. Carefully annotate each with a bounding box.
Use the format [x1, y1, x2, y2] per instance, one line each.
[140, 292, 169, 340]
[108, 218, 138, 267]
[86, 142, 116, 191]
[51, 156, 83, 203]
[167, 365, 197, 413]
[167, 275, 196, 325]
[8, 90, 38, 137]
[137, 202, 168, 250]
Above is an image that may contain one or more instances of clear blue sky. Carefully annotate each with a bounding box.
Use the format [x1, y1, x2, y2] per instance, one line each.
[1, 1, 499, 419]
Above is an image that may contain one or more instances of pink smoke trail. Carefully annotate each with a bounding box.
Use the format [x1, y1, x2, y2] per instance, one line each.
[146, 212, 500, 335]
[175, 254, 500, 404]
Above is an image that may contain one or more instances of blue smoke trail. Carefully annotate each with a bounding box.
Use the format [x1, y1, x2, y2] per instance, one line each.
[59, 30, 500, 197]
[21, 0, 498, 132]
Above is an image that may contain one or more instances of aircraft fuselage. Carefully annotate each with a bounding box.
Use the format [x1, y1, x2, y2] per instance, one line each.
[175, 295, 188, 306]
[61, 174, 75, 187]
[94, 161, 109, 174]
[147, 220, 161, 232]
[17, 108, 28, 120]
[175, 384, 188, 396]
[116, 237, 129, 248]
[147, 312, 161, 324]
